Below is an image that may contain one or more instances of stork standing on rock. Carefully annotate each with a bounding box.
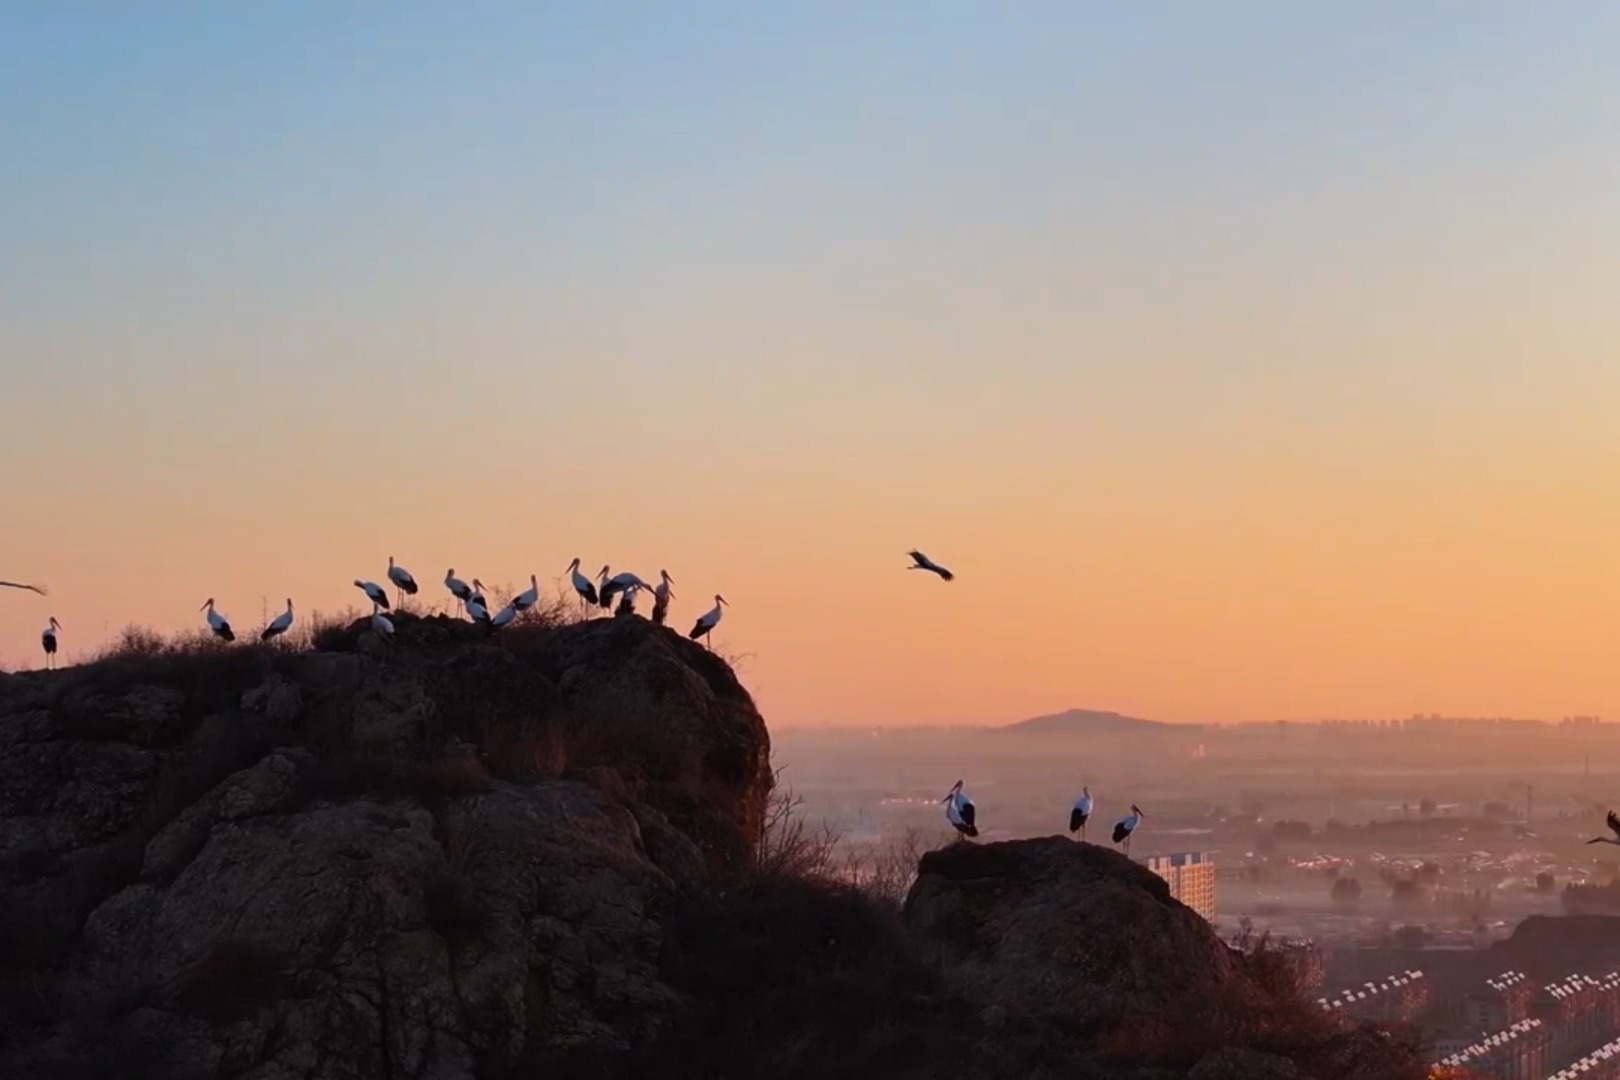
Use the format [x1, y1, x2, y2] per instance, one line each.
[512, 575, 540, 613]
[567, 559, 598, 614]
[1112, 804, 1144, 856]
[490, 603, 518, 631]
[465, 595, 491, 625]
[1069, 787, 1094, 840]
[201, 599, 234, 642]
[40, 617, 61, 669]
[261, 599, 294, 642]
[387, 557, 418, 607]
[371, 611, 395, 641]
[445, 569, 473, 613]
[651, 570, 674, 626]
[599, 569, 651, 610]
[469, 579, 489, 610]
[942, 780, 978, 839]
[615, 581, 647, 619]
[354, 579, 390, 612]
[688, 594, 727, 648]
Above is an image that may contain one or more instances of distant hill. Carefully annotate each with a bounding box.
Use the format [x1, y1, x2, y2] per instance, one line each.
[1001, 708, 1169, 734]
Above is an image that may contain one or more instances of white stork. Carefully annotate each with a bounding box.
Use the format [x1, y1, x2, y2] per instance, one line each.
[512, 574, 540, 613]
[651, 570, 675, 626]
[599, 569, 651, 610]
[201, 598, 234, 642]
[490, 603, 518, 631]
[371, 611, 395, 640]
[469, 578, 489, 609]
[261, 599, 294, 642]
[1069, 786, 1094, 841]
[615, 581, 647, 619]
[354, 579, 390, 612]
[1112, 804, 1144, 856]
[942, 780, 978, 839]
[387, 557, 418, 607]
[687, 594, 727, 647]
[1, 580, 46, 596]
[906, 550, 955, 581]
[1587, 811, 1620, 847]
[445, 569, 473, 612]
[465, 595, 491, 625]
[567, 558, 599, 611]
[41, 617, 61, 669]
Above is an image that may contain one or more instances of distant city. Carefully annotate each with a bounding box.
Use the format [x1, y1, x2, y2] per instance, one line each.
[779, 708, 1620, 1075]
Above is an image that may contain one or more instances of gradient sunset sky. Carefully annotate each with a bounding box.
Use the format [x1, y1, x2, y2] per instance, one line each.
[4, 4, 1619, 727]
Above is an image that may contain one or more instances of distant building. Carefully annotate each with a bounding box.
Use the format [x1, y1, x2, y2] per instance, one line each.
[1320, 970, 1428, 1024]
[1145, 851, 1215, 920]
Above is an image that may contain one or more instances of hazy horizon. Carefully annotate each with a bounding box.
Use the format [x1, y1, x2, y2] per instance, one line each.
[6, 5, 1620, 727]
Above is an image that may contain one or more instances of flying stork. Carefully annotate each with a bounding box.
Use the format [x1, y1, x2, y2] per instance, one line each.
[0, 580, 46, 596]
[354, 579, 390, 612]
[1069, 787, 1094, 841]
[566, 558, 599, 612]
[651, 570, 675, 626]
[201, 599, 235, 642]
[688, 594, 727, 648]
[512, 574, 540, 613]
[1112, 804, 1145, 856]
[387, 557, 418, 607]
[906, 550, 954, 581]
[445, 569, 473, 612]
[1587, 811, 1620, 846]
[40, 617, 61, 669]
[261, 599, 294, 642]
[942, 780, 978, 839]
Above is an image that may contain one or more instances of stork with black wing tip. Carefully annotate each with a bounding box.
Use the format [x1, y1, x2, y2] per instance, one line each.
[906, 550, 954, 581]
[567, 559, 598, 614]
[1069, 787, 1094, 841]
[1112, 804, 1144, 856]
[1587, 810, 1620, 847]
[942, 780, 978, 839]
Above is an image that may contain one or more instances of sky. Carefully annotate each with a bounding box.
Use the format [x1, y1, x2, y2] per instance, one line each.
[4, 3, 1620, 727]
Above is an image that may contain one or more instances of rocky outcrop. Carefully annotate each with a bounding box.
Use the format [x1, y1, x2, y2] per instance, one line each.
[902, 838, 1425, 1080]
[902, 837, 1251, 1036]
[0, 615, 1426, 1080]
[0, 614, 768, 1079]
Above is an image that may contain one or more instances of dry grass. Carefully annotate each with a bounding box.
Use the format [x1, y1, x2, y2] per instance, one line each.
[748, 766, 842, 883]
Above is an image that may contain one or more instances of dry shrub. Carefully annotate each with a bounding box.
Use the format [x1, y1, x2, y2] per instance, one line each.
[749, 766, 840, 882]
[1097, 928, 1427, 1080]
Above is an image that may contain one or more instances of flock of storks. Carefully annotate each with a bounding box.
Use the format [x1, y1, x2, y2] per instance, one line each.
[941, 779, 1148, 853]
[9, 549, 959, 670]
[10, 548, 1154, 855]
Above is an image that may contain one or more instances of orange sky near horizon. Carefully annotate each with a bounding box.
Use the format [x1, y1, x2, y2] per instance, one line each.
[5, 7, 1620, 728]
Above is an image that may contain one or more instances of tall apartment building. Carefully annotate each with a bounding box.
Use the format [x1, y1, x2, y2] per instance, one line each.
[1144, 851, 1216, 920]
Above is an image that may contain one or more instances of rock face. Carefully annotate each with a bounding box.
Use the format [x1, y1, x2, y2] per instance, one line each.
[0, 615, 767, 1079]
[903, 837, 1254, 1036]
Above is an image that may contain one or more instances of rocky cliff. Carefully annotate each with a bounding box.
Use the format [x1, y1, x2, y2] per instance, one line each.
[0, 616, 1425, 1080]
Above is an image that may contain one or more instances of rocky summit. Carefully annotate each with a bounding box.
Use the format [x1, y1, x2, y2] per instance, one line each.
[0, 615, 1425, 1080]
